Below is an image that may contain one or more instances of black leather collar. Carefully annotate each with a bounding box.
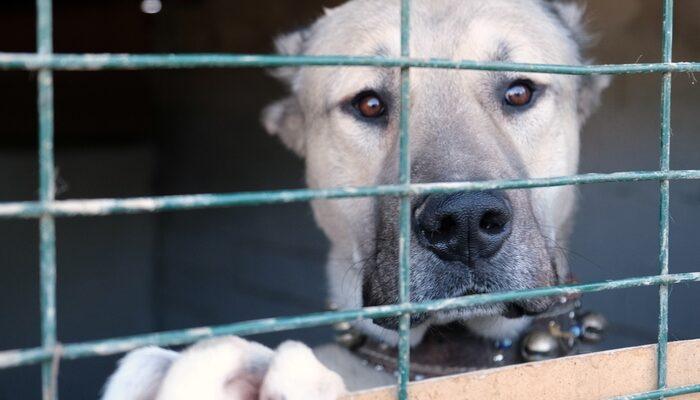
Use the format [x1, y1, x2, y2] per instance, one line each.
[334, 296, 606, 380]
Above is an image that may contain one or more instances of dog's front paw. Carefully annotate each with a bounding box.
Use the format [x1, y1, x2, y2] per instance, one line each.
[102, 337, 346, 400]
[101, 346, 179, 400]
[260, 341, 347, 400]
[156, 336, 274, 400]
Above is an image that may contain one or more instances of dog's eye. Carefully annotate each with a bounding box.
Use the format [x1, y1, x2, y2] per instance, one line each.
[352, 91, 386, 118]
[504, 80, 534, 107]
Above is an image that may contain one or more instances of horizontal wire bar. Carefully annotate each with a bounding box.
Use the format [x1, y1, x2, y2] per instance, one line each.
[1, 272, 698, 369]
[611, 384, 700, 400]
[0, 53, 699, 75]
[1, 170, 699, 219]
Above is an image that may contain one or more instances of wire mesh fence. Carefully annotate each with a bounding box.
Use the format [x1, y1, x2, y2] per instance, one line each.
[0, 0, 699, 399]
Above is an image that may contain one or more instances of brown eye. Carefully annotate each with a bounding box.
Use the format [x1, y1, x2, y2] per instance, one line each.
[353, 91, 386, 118]
[504, 81, 534, 107]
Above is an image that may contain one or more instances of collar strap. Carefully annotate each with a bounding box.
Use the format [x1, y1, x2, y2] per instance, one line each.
[332, 303, 606, 380]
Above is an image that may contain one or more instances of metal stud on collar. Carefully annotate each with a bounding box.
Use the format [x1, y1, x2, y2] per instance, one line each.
[327, 301, 365, 349]
[520, 309, 607, 363]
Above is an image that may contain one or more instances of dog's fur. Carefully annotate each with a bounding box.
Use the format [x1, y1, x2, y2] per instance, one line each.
[101, 1, 608, 398]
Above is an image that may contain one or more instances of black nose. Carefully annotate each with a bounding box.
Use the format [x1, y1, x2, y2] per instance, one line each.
[415, 191, 512, 263]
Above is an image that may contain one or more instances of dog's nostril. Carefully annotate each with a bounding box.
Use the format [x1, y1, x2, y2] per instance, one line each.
[438, 215, 457, 235]
[479, 210, 508, 235]
[420, 214, 457, 243]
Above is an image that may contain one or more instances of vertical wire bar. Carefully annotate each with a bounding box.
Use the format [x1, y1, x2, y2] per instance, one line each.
[37, 0, 57, 399]
[397, 0, 411, 399]
[657, 0, 673, 392]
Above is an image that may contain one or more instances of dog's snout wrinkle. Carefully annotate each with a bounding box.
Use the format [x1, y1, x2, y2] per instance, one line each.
[415, 191, 512, 265]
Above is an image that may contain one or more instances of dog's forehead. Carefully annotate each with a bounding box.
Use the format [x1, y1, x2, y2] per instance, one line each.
[299, 0, 580, 101]
[311, 1, 578, 59]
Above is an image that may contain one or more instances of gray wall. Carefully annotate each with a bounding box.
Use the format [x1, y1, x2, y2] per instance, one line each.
[0, 149, 157, 399]
[573, 1, 700, 348]
[0, 1, 698, 398]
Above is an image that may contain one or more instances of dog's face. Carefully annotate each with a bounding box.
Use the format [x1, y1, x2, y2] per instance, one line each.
[263, 0, 608, 334]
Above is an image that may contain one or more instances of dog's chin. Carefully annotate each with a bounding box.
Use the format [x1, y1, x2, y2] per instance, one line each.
[464, 314, 532, 340]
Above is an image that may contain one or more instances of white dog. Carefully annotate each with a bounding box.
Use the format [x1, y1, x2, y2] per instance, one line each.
[102, 0, 608, 398]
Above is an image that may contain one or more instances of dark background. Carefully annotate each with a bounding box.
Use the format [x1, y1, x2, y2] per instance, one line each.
[0, 1, 698, 398]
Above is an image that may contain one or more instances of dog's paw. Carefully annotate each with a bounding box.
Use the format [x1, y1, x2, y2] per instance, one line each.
[260, 341, 347, 400]
[101, 346, 179, 400]
[102, 337, 346, 400]
[156, 336, 274, 400]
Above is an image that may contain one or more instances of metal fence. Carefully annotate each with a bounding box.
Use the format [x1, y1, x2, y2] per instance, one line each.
[0, 0, 699, 399]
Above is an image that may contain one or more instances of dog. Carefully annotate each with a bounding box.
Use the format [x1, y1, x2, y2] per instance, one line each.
[101, 0, 608, 398]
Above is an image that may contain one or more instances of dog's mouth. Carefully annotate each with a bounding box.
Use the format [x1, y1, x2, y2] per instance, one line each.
[502, 290, 580, 320]
[368, 278, 576, 330]
[501, 302, 551, 319]
[371, 297, 573, 331]
[502, 303, 530, 319]
[370, 302, 513, 331]
[364, 223, 564, 330]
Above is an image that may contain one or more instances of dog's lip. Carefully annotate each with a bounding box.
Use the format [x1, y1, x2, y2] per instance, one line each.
[459, 288, 488, 297]
[502, 303, 527, 319]
[502, 302, 554, 319]
[502, 294, 580, 320]
[456, 289, 565, 320]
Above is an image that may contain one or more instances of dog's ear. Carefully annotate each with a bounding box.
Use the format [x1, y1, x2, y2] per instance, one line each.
[261, 28, 310, 157]
[269, 28, 310, 87]
[262, 97, 306, 156]
[578, 72, 611, 120]
[545, 0, 611, 120]
[546, 1, 590, 48]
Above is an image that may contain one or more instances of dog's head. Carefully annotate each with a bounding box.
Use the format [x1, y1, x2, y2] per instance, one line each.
[263, 0, 608, 336]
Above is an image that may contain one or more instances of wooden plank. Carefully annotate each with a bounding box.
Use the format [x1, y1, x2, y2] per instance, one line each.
[345, 339, 700, 400]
